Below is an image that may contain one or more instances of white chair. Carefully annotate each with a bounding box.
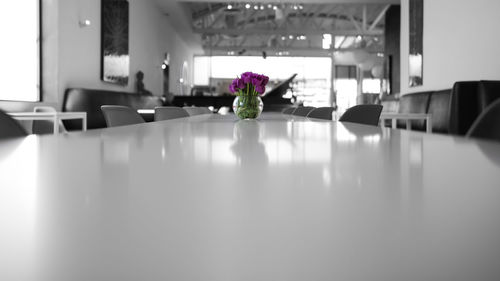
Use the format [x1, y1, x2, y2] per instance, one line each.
[32, 106, 68, 134]
[101, 105, 145, 127]
[183, 106, 211, 116]
[154, 107, 189, 121]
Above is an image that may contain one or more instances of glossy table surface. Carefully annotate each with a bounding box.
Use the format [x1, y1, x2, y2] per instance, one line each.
[1, 113, 500, 281]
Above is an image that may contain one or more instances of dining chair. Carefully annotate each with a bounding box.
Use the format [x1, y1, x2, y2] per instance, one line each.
[101, 105, 145, 127]
[32, 106, 67, 134]
[154, 106, 190, 121]
[306, 107, 336, 120]
[183, 107, 210, 116]
[339, 104, 383, 126]
[466, 99, 500, 142]
[0, 110, 28, 140]
[197, 107, 213, 114]
[291, 106, 316, 117]
[282, 107, 296, 114]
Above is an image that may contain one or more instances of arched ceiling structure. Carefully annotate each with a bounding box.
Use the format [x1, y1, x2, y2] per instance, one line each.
[186, 2, 394, 56]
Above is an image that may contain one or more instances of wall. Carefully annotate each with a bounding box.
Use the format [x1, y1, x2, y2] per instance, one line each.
[0, 0, 199, 112]
[401, 0, 500, 94]
[56, 0, 199, 108]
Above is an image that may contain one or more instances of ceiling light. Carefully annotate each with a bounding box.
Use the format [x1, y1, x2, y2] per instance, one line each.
[245, 4, 251, 9]
[227, 4, 232, 9]
[281, 36, 286, 40]
[267, 4, 272, 8]
[289, 35, 294, 39]
[260, 5, 264, 10]
[254, 5, 259, 10]
[273, 6, 277, 10]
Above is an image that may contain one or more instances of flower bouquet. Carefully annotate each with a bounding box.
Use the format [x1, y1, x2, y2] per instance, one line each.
[229, 72, 269, 119]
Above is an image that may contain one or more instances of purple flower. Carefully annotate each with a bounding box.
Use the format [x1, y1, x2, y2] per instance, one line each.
[242, 75, 252, 84]
[237, 78, 246, 89]
[255, 85, 265, 94]
[252, 75, 264, 86]
[229, 78, 240, 93]
[231, 72, 269, 95]
[241, 72, 253, 78]
[262, 75, 269, 86]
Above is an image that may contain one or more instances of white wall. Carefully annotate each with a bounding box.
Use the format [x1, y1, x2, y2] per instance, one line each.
[1, 0, 200, 111]
[401, 0, 500, 94]
[54, 0, 199, 107]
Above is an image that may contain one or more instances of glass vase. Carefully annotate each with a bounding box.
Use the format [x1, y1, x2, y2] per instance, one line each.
[232, 95, 264, 119]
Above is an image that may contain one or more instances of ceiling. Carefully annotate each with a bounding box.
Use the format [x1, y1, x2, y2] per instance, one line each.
[155, 0, 399, 57]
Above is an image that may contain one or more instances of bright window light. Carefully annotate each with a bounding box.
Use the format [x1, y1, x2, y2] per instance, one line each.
[322, 34, 332, 50]
[0, 1, 39, 101]
[193, 56, 332, 107]
[362, 79, 381, 94]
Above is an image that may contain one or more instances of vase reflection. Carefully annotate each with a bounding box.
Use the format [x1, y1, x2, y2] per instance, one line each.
[231, 120, 269, 168]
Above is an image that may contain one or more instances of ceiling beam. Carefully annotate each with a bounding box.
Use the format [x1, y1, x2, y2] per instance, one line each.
[194, 28, 383, 36]
[204, 46, 383, 53]
[191, 3, 225, 20]
[369, 5, 390, 31]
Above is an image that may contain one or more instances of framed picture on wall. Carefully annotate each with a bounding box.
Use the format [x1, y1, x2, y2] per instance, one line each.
[101, 0, 129, 85]
[409, 0, 423, 87]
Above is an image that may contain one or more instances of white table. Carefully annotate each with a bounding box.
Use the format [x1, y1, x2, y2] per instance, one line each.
[380, 112, 433, 133]
[8, 111, 87, 134]
[1, 113, 500, 281]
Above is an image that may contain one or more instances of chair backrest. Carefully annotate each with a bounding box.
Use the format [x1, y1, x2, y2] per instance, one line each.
[183, 107, 208, 116]
[197, 107, 213, 114]
[154, 107, 189, 121]
[0, 110, 28, 140]
[306, 107, 335, 120]
[32, 106, 67, 134]
[339, 104, 383, 126]
[101, 105, 145, 127]
[427, 89, 452, 134]
[447, 81, 481, 135]
[397, 92, 432, 130]
[282, 107, 296, 114]
[292, 106, 315, 117]
[466, 99, 500, 142]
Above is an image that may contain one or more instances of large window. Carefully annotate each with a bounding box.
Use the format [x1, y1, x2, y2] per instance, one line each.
[0, 0, 40, 102]
[194, 56, 332, 107]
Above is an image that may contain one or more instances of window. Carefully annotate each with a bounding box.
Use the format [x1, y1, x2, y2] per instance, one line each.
[0, 0, 40, 101]
[194, 56, 332, 107]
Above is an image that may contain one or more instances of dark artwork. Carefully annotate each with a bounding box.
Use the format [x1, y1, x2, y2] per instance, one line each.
[135, 71, 152, 95]
[384, 5, 400, 95]
[409, 0, 423, 87]
[101, 0, 129, 85]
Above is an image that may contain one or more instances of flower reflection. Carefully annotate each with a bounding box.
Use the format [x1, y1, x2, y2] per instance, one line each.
[231, 120, 269, 168]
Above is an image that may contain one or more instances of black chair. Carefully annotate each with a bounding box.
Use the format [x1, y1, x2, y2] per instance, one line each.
[307, 107, 336, 120]
[292, 106, 315, 117]
[339, 105, 383, 126]
[282, 107, 296, 114]
[466, 99, 500, 142]
[101, 105, 145, 127]
[0, 110, 28, 140]
[154, 107, 189, 121]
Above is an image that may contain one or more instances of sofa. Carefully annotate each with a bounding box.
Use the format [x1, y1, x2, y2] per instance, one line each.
[392, 80, 500, 135]
[62, 88, 164, 130]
